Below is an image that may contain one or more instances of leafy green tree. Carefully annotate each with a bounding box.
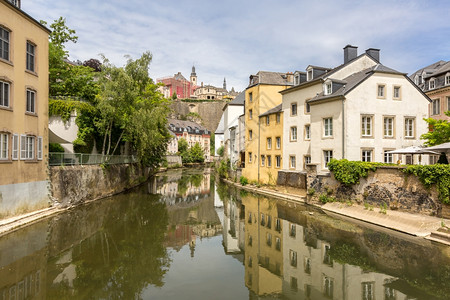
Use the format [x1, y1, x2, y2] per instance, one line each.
[421, 111, 450, 146]
[217, 145, 224, 157]
[177, 138, 188, 154]
[189, 143, 205, 163]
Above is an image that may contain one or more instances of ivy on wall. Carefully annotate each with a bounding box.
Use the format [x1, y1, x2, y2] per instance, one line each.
[404, 164, 450, 204]
[327, 159, 389, 185]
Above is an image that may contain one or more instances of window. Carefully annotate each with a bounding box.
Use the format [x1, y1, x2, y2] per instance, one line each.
[249, 130, 252, 140]
[26, 42, 35, 72]
[377, 84, 385, 98]
[448, 96, 450, 111]
[266, 115, 270, 125]
[294, 74, 300, 85]
[432, 98, 440, 115]
[248, 256, 252, 267]
[361, 116, 372, 137]
[37, 136, 43, 160]
[249, 109, 252, 119]
[266, 232, 272, 247]
[324, 276, 334, 298]
[323, 118, 333, 137]
[362, 149, 372, 162]
[291, 103, 297, 116]
[261, 155, 265, 166]
[290, 155, 296, 169]
[267, 155, 272, 167]
[26, 89, 36, 113]
[290, 277, 298, 291]
[446, 73, 450, 85]
[249, 92, 253, 103]
[276, 113, 280, 123]
[305, 125, 310, 140]
[275, 237, 281, 251]
[0, 26, 10, 61]
[324, 150, 333, 168]
[290, 223, 296, 237]
[405, 118, 415, 138]
[276, 137, 281, 149]
[275, 218, 281, 231]
[0, 133, 8, 160]
[362, 282, 374, 300]
[429, 78, 436, 90]
[267, 137, 272, 149]
[384, 150, 393, 163]
[248, 152, 252, 163]
[325, 82, 332, 95]
[0, 80, 10, 108]
[304, 155, 311, 169]
[393, 86, 401, 99]
[384, 117, 394, 137]
[20, 135, 35, 160]
[260, 213, 265, 226]
[304, 257, 311, 274]
[290, 126, 297, 141]
[305, 102, 311, 113]
[275, 155, 281, 168]
[12, 133, 18, 160]
[289, 250, 298, 267]
[307, 69, 313, 81]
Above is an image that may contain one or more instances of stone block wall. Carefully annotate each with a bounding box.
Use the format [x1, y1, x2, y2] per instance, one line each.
[170, 100, 225, 132]
[50, 163, 149, 207]
[277, 170, 307, 189]
[166, 155, 182, 167]
[306, 165, 444, 217]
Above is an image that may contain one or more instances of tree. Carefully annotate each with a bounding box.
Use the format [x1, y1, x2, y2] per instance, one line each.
[421, 111, 450, 146]
[83, 58, 102, 72]
[189, 143, 205, 163]
[177, 138, 188, 154]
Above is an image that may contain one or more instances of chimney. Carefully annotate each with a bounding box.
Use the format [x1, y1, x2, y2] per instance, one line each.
[343, 45, 358, 64]
[365, 48, 380, 62]
[286, 72, 294, 83]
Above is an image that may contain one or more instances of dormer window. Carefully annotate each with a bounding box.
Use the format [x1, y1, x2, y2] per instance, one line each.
[294, 74, 299, 85]
[446, 73, 450, 85]
[324, 82, 332, 95]
[429, 78, 436, 90]
[307, 68, 313, 81]
[414, 75, 419, 85]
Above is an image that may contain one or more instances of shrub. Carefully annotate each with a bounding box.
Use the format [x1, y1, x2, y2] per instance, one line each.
[327, 159, 391, 185]
[307, 188, 315, 196]
[404, 164, 450, 204]
[319, 193, 335, 204]
[240, 176, 249, 186]
[49, 143, 64, 153]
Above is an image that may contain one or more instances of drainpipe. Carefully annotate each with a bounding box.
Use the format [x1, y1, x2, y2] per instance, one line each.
[258, 115, 261, 183]
[342, 98, 345, 159]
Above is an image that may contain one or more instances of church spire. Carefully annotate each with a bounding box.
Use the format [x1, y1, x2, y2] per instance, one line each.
[223, 77, 227, 91]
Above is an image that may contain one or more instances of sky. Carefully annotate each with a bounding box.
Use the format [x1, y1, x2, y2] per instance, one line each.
[24, 0, 450, 92]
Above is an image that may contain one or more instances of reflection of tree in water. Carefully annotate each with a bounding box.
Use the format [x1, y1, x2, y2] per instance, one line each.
[47, 191, 170, 299]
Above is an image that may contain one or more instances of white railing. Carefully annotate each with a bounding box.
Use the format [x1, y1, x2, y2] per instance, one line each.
[49, 153, 137, 166]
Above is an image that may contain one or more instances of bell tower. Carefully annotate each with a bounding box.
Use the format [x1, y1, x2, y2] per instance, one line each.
[190, 65, 197, 86]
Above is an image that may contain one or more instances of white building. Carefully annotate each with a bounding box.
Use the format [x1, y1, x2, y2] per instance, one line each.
[282, 45, 430, 173]
[222, 92, 245, 165]
[214, 114, 225, 156]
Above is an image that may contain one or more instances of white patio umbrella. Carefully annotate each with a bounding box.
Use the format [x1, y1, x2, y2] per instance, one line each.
[417, 142, 450, 153]
[387, 146, 438, 155]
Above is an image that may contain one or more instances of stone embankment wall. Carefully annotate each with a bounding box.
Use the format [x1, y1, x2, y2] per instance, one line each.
[277, 171, 307, 189]
[166, 155, 182, 167]
[50, 163, 149, 207]
[305, 165, 446, 217]
[170, 100, 225, 132]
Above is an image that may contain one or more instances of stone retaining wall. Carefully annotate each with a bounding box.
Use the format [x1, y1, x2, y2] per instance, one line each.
[166, 155, 182, 167]
[277, 170, 307, 189]
[50, 163, 149, 207]
[306, 164, 445, 217]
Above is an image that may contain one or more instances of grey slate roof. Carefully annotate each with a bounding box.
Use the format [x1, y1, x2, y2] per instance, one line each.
[228, 91, 245, 105]
[259, 104, 282, 117]
[308, 64, 403, 103]
[168, 118, 209, 134]
[248, 71, 294, 87]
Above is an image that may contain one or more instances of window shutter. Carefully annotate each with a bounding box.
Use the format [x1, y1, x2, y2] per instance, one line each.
[12, 134, 18, 160]
[20, 134, 26, 159]
[37, 136, 43, 160]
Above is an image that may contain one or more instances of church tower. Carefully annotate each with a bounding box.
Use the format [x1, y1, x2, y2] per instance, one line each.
[190, 65, 197, 86]
[223, 77, 227, 91]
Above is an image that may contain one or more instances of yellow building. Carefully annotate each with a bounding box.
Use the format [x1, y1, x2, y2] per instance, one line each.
[242, 71, 292, 183]
[0, 0, 50, 217]
[258, 104, 283, 184]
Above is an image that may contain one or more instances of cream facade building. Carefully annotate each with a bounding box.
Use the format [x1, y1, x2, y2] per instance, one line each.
[0, 0, 50, 216]
[282, 46, 430, 173]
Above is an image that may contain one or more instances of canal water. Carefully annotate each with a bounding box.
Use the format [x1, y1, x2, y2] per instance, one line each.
[0, 168, 449, 299]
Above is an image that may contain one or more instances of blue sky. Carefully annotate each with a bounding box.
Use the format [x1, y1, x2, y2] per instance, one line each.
[24, 0, 450, 92]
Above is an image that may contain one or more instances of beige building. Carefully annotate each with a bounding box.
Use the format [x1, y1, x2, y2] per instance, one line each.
[0, 0, 50, 217]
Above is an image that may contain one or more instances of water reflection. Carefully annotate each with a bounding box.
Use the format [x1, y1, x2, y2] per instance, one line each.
[219, 185, 450, 300]
[0, 169, 448, 299]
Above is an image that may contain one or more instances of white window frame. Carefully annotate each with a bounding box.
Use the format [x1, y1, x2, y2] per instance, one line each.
[362, 149, 372, 162]
[405, 118, 415, 138]
[377, 84, 385, 98]
[289, 155, 296, 169]
[261, 155, 265, 166]
[266, 115, 270, 125]
[307, 69, 313, 81]
[305, 124, 310, 140]
[276, 136, 281, 149]
[37, 136, 43, 160]
[0, 80, 10, 108]
[447, 96, 450, 111]
[267, 155, 272, 167]
[432, 98, 440, 115]
[26, 41, 35, 72]
[304, 155, 311, 169]
[267, 137, 272, 149]
[0, 133, 8, 160]
[429, 78, 436, 90]
[323, 118, 333, 137]
[305, 102, 310, 113]
[361, 116, 372, 137]
[325, 82, 332, 95]
[0, 26, 10, 61]
[275, 155, 281, 168]
[21, 135, 35, 160]
[446, 73, 450, 85]
[384, 150, 393, 163]
[290, 126, 297, 141]
[26, 89, 36, 113]
[393, 86, 401, 99]
[383, 117, 394, 138]
[291, 102, 297, 116]
[324, 150, 333, 168]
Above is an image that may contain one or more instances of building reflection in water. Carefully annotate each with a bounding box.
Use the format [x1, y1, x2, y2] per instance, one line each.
[217, 184, 448, 300]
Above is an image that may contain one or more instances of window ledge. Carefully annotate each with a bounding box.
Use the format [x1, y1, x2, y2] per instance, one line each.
[0, 160, 12, 164]
[25, 112, 38, 117]
[24, 160, 39, 163]
[25, 69, 38, 77]
[0, 58, 13, 67]
[322, 136, 334, 139]
[0, 106, 13, 112]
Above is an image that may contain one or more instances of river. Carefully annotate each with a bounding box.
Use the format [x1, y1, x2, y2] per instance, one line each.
[0, 167, 449, 299]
